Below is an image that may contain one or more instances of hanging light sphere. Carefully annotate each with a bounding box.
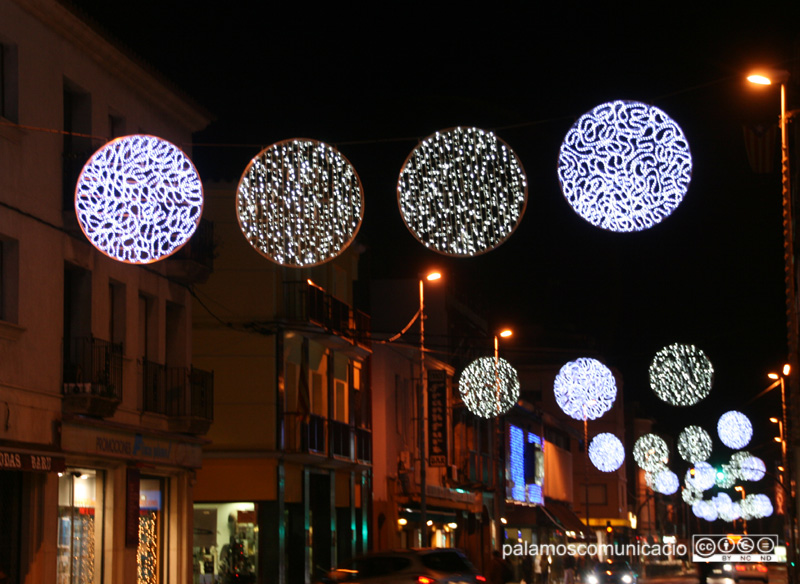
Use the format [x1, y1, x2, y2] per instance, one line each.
[685, 461, 716, 491]
[588, 433, 625, 472]
[75, 134, 203, 264]
[649, 343, 713, 406]
[398, 127, 527, 256]
[717, 410, 753, 449]
[557, 100, 692, 232]
[730, 452, 766, 482]
[633, 434, 669, 472]
[692, 500, 718, 522]
[677, 425, 713, 463]
[653, 469, 679, 495]
[681, 484, 702, 505]
[553, 358, 617, 420]
[751, 494, 774, 518]
[712, 493, 740, 523]
[458, 356, 520, 418]
[236, 139, 364, 267]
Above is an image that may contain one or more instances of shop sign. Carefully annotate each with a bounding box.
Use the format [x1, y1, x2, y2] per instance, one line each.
[0, 449, 65, 472]
[427, 369, 448, 467]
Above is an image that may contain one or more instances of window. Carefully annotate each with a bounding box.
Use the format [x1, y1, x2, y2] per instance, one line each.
[193, 502, 258, 583]
[63, 79, 92, 209]
[0, 237, 19, 323]
[58, 469, 105, 583]
[138, 477, 165, 584]
[0, 41, 18, 123]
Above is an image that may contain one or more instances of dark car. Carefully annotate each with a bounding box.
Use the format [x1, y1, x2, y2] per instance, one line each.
[315, 548, 486, 584]
[585, 560, 638, 584]
[705, 561, 769, 583]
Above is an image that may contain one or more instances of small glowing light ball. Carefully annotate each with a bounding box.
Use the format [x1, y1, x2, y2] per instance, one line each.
[653, 469, 679, 495]
[557, 100, 692, 232]
[712, 493, 740, 523]
[685, 462, 716, 491]
[236, 139, 364, 267]
[692, 500, 718, 522]
[677, 425, 712, 463]
[398, 127, 527, 256]
[589, 433, 625, 472]
[681, 484, 702, 505]
[458, 356, 520, 418]
[730, 452, 766, 482]
[633, 434, 669, 472]
[553, 358, 617, 420]
[649, 344, 713, 406]
[75, 134, 203, 263]
[717, 410, 753, 449]
[740, 494, 773, 519]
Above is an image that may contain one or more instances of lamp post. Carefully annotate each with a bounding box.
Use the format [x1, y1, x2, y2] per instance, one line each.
[492, 328, 513, 550]
[734, 486, 748, 534]
[418, 271, 441, 547]
[494, 329, 513, 415]
[582, 400, 597, 529]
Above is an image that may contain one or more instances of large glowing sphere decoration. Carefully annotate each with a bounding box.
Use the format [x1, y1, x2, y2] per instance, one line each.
[557, 101, 692, 232]
[681, 484, 702, 505]
[458, 357, 520, 418]
[712, 493, 740, 522]
[692, 500, 718, 522]
[633, 434, 669, 472]
[740, 494, 773, 519]
[397, 127, 527, 256]
[653, 469, 679, 495]
[677, 425, 712, 463]
[730, 452, 766, 482]
[649, 344, 713, 406]
[717, 410, 753, 449]
[588, 433, 625, 472]
[75, 134, 203, 264]
[553, 358, 617, 420]
[685, 462, 716, 491]
[236, 139, 364, 267]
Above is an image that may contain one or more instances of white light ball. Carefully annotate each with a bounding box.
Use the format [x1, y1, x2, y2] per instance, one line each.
[653, 469, 679, 495]
[633, 434, 669, 472]
[458, 357, 520, 418]
[677, 425, 712, 463]
[553, 358, 617, 421]
[589, 433, 625, 472]
[685, 462, 716, 491]
[649, 344, 713, 407]
[717, 410, 753, 449]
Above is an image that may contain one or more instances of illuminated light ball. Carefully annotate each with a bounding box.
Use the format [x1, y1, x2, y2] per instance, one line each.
[677, 425, 713, 463]
[553, 358, 617, 421]
[653, 469, 679, 495]
[685, 461, 715, 491]
[717, 410, 753, 449]
[557, 100, 692, 232]
[752, 494, 774, 518]
[644, 463, 667, 490]
[633, 434, 669, 472]
[458, 357, 520, 418]
[714, 464, 737, 489]
[398, 127, 527, 257]
[729, 452, 765, 482]
[649, 344, 713, 407]
[681, 484, 702, 505]
[588, 433, 625, 472]
[712, 493, 740, 523]
[692, 500, 718, 522]
[236, 139, 364, 267]
[75, 134, 203, 264]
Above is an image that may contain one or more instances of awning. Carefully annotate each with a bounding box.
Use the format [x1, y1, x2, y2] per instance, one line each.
[541, 500, 587, 534]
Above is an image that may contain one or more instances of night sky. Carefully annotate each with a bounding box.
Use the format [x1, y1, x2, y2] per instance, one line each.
[67, 1, 800, 450]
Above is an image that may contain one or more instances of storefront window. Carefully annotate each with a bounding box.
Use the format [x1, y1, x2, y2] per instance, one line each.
[138, 477, 164, 584]
[57, 469, 104, 584]
[193, 502, 258, 584]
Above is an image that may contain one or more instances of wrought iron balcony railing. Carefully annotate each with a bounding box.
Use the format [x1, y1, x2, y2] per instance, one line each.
[62, 336, 123, 417]
[283, 412, 371, 464]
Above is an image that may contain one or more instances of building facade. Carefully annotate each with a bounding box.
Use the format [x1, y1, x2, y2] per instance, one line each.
[0, 1, 213, 583]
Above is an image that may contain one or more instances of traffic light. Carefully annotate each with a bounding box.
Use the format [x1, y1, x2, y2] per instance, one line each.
[690, 468, 696, 478]
[606, 520, 613, 534]
[716, 468, 725, 481]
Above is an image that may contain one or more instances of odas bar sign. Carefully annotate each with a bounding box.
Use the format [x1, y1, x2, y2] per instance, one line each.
[0, 449, 66, 472]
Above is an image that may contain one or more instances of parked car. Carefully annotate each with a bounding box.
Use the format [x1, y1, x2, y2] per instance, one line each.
[314, 548, 486, 584]
[585, 559, 638, 584]
[707, 561, 769, 583]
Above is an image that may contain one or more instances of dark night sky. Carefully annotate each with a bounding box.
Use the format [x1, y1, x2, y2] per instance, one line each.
[67, 1, 800, 446]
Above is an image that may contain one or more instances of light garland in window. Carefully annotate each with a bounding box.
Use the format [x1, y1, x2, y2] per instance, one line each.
[588, 433, 625, 472]
[75, 134, 203, 264]
[553, 357, 617, 420]
[236, 139, 364, 267]
[633, 434, 669, 472]
[649, 343, 713, 406]
[557, 100, 692, 232]
[677, 425, 712, 463]
[397, 127, 527, 256]
[717, 410, 753, 449]
[458, 356, 520, 418]
[138, 511, 158, 584]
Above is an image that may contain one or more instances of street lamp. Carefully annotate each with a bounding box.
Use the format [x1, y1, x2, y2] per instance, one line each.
[491, 328, 513, 550]
[419, 270, 441, 547]
[582, 399, 597, 528]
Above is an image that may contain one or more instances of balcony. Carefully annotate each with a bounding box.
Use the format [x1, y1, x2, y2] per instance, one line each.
[141, 362, 214, 434]
[282, 281, 371, 355]
[165, 219, 215, 284]
[62, 336, 123, 418]
[283, 412, 371, 466]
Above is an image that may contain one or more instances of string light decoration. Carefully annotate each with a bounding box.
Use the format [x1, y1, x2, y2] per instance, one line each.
[677, 425, 712, 463]
[652, 469, 679, 495]
[649, 343, 713, 406]
[588, 433, 625, 472]
[138, 511, 158, 584]
[717, 410, 753, 449]
[397, 127, 527, 256]
[458, 356, 520, 418]
[236, 139, 364, 267]
[557, 100, 692, 232]
[685, 462, 716, 491]
[553, 358, 617, 420]
[633, 434, 669, 472]
[75, 134, 203, 264]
